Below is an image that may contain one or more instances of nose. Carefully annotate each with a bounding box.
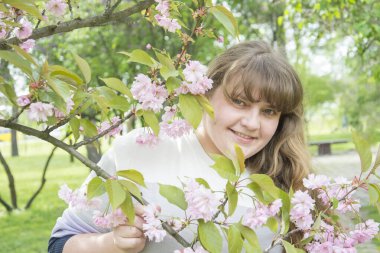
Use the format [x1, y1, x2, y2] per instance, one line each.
[240, 107, 260, 130]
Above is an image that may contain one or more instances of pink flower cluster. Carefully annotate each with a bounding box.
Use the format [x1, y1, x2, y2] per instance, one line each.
[304, 174, 361, 214]
[154, 0, 181, 33]
[174, 245, 208, 253]
[136, 132, 159, 146]
[58, 184, 101, 210]
[53, 97, 74, 119]
[17, 95, 31, 106]
[290, 190, 315, 230]
[176, 61, 213, 95]
[20, 39, 35, 52]
[184, 179, 220, 222]
[27, 102, 54, 122]
[46, 0, 68, 16]
[93, 208, 127, 228]
[14, 19, 33, 40]
[142, 204, 167, 242]
[242, 199, 282, 229]
[131, 74, 168, 112]
[160, 106, 192, 138]
[305, 219, 379, 253]
[97, 116, 123, 137]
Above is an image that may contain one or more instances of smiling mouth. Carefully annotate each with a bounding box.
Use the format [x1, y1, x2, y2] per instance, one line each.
[230, 129, 256, 141]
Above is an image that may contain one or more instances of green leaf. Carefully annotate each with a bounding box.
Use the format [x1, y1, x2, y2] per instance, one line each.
[195, 178, 211, 189]
[372, 145, 380, 172]
[246, 182, 265, 203]
[198, 220, 223, 253]
[166, 77, 181, 93]
[234, 144, 245, 174]
[38, 89, 66, 113]
[278, 189, 290, 234]
[11, 45, 38, 66]
[80, 118, 98, 137]
[160, 66, 179, 80]
[49, 65, 83, 85]
[195, 95, 214, 119]
[94, 86, 130, 111]
[3, 0, 43, 19]
[368, 184, 380, 205]
[119, 49, 157, 67]
[118, 180, 143, 203]
[352, 130, 372, 172]
[100, 77, 133, 99]
[69, 117, 80, 142]
[87, 177, 106, 199]
[120, 190, 135, 225]
[73, 53, 91, 84]
[211, 154, 238, 182]
[226, 182, 238, 216]
[0, 83, 17, 105]
[209, 5, 239, 37]
[0, 50, 33, 77]
[236, 224, 261, 253]
[228, 225, 243, 253]
[179, 94, 203, 129]
[158, 184, 187, 210]
[250, 174, 280, 200]
[105, 179, 126, 209]
[282, 240, 305, 253]
[142, 110, 160, 135]
[155, 52, 178, 79]
[332, 198, 339, 209]
[117, 169, 146, 187]
[46, 78, 71, 100]
[266, 217, 279, 233]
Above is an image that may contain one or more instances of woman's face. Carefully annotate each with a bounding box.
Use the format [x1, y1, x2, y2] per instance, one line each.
[196, 86, 281, 159]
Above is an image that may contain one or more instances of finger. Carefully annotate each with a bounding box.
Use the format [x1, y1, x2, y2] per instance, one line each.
[114, 225, 143, 238]
[134, 203, 145, 216]
[133, 216, 145, 231]
[114, 236, 146, 251]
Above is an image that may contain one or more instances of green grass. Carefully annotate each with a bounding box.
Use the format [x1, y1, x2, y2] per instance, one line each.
[0, 140, 88, 253]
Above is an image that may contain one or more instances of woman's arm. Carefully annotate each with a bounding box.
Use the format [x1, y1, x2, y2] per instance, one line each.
[63, 215, 146, 253]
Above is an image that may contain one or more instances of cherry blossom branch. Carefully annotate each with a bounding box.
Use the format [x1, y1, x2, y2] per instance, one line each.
[44, 97, 90, 134]
[0, 0, 155, 50]
[104, 0, 122, 17]
[73, 111, 134, 149]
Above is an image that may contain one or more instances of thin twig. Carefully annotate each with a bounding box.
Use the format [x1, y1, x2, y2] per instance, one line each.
[0, 151, 17, 209]
[7, 106, 27, 123]
[73, 111, 134, 149]
[0, 0, 156, 50]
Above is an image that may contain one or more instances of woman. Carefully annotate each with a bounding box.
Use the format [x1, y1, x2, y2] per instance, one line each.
[48, 41, 311, 253]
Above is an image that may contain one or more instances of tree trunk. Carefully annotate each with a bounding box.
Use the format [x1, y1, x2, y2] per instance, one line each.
[11, 106, 19, 157]
[0, 151, 17, 209]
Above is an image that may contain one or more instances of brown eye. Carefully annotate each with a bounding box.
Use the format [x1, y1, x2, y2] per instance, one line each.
[263, 108, 276, 116]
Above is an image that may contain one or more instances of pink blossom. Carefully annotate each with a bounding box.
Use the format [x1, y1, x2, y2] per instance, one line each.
[160, 119, 192, 138]
[291, 190, 315, 210]
[161, 106, 177, 122]
[290, 205, 314, 230]
[66, 97, 74, 113]
[350, 219, 379, 244]
[20, 39, 35, 52]
[242, 204, 270, 229]
[167, 218, 182, 231]
[303, 174, 330, 190]
[336, 198, 361, 213]
[16, 95, 31, 106]
[136, 132, 159, 146]
[183, 61, 208, 83]
[97, 116, 122, 137]
[93, 208, 127, 228]
[154, 14, 181, 33]
[155, 0, 170, 16]
[0, 22, 6, 39]
[14, 19, 33, 40]
[58, 184, 74, 204]
[131, 74, 168, 112]
[142, 204, 166, 242]
[146, 43, 152, 49]
[267, 199, 283, 216]
[46, 0, 68, 16]
[53, 108, 65, 119]
[217, 36, 224, 43]
[27, 102, 54, 122]
[184, 179, 219, 222]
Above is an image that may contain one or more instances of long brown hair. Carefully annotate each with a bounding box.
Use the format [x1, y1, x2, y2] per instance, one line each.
[206, 41, 311, 191]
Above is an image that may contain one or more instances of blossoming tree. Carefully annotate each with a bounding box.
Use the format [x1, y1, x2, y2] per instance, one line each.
[0, 1, 379, 252]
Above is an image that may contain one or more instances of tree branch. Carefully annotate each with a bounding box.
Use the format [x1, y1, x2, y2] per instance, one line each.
[0, 0, 156, 50]
[73, 111, 134, 149]
[0, 195, 12, 212]
[0, 119, 111, 179]
[0, 151, 17, 209]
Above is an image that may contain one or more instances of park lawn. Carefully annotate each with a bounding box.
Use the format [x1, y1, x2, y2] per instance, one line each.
[0, 142, 89, 253]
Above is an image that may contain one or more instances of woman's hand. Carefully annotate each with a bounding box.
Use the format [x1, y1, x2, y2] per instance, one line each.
[113, 205, 146, 253]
